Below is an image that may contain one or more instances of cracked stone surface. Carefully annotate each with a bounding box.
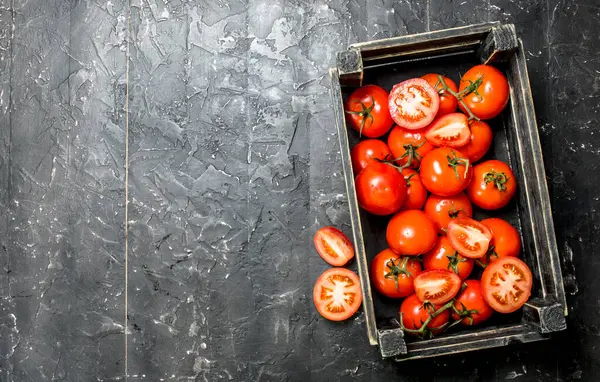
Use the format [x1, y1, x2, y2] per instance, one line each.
[0, 0, 598, 380]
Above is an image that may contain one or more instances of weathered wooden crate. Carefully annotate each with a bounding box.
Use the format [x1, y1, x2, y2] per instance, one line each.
[329, 22, 567, 360]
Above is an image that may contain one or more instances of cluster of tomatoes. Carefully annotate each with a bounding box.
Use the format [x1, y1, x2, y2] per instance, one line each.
[312, 65, 534, 337]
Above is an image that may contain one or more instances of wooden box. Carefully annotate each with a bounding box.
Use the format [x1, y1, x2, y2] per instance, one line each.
[328, 22, 567, 360]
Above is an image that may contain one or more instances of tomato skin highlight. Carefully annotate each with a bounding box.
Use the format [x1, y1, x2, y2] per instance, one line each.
[351, 139, 392, 175]
[400, 294, 450, 335]
[355, 163, 407, 216]
[370, 249, 422, 298]
[447, 218, 493, 259]
[425, 113, 471, 148]
[313, 226, 355, 267]
[459, 65, 510, 120]
[467, 160, 517, 210]
[424, 192, 473, 234]
[313, 268, 363, 321]
[423, 236, 474, 280]
[481, 257, 532, 313]
[479, 218, 521, 266]
[386, 210, 438, 256]
[401, 169, 428, 210]
[452, 280, 494, 326]
[420, 147, 473, 196]
[462, 120, 493, 163]
[389, 78, 440, 130]
[414, 270, 461, 305]
[387, 125, 434, 168]
[345, 85, 394, 138]
[421, 73, 458, 117]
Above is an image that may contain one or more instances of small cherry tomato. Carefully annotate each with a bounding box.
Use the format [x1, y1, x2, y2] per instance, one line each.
[420, 147, 473, 196]
[425, 113, 471, 148]
[389, 78, 440, 130]
[400, 294, 450, 336]
[447, 218, 493, 259]
[313, 226, 355, 267]
[461, 120, 493, 162]
[423, 236, 474, 280]
[351, 139, 392, 174]
[355, 163, 407, 215]
[386, 210, 438, 256]
[478, 218, 521, 267]
[424, 193, 473, 234]
[452, 280, 494, 326]
[370, 249, 422, 298]
[481, 257, 532, 313]
[421, 73, 458, 117]
[401, 169, 428, 210]
[313, 268, 363, 321]
[413, 270, 461, 305]
[387, 125, 434, 168]
[345, 85, 394, 137]
[459, 65, 510, 120]
[467, 160, 517, 210]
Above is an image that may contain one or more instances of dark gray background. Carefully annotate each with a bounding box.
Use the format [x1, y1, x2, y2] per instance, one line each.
[0, 0, 597, 380]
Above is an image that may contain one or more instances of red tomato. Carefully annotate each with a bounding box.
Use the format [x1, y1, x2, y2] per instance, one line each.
[370, 249, 422, 298]
[479, 218, 521, 266]
[447, 218, 493, 259]
[355, 163, 407, 215]
[481, 257, 532, 313]
[386, 210, 437, 256]
[452, 280, 493, 325]
[421, 73, 458, 117]
[424, 193, 473, 233]
[400, 294, 450, 336]
[313, 227, 355, 267]
[467, 160, 517, 210]
[388, 78, 440, 130]
[462, 120, 493, 162]
[413, 270, 461, 305]
[387, 125, 434, 168]
[350, 139, 392, 174]
[313, 268, 362, 321]
[423, 236, 474, 280]
[401, 169, 427, 210]
[420, 147, 473, 196]
[459, 65, 510, 120]
[345, 85, 394, 137]
[425, 113, 471, 148]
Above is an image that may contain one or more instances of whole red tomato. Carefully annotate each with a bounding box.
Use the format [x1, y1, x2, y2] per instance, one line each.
[461, 120, 493, 162]
[421, 73, 458, 117]
[466, 160, 517, 210]
[387, 125, 434, 168]
[386, 209, 437, 255]
[400, 294, 450, 336]
[420, 147, 473, 196]
[370, 249, 422, 298]
[452, 280, 493, 326]
[345, 85, 394, 138]
[351, 139, 392, 174]
[478, 218, 521, 266]
[423, 192, 473, 233]
[401, 169, 427, 210]
[423, 236, 474, 280]
[355, 163, 406, 215]
[459, 65, 509, 120]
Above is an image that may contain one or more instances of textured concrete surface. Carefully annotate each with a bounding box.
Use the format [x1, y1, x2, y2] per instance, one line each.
[0, 0, 598, 380]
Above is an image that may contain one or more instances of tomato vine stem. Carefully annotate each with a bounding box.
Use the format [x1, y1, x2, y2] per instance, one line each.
[436, 75, 480, 122]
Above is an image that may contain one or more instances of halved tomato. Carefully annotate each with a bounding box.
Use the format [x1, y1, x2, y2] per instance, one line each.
[447, 218, 492, 259]
[425, 113, 471, 148]
[388, 78, 440, 130]
[314, 227, 355, 266]
[413, 270, 461, 305]
[481, 257, 532, 313]
[313, 268, 363, 321]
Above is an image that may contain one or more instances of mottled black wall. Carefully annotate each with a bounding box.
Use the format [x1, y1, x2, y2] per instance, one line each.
[0, 0, 597, 380]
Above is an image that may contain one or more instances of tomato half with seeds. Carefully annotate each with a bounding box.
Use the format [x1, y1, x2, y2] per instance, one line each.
[355, 163, 407, 215]
[461, 120, 493, 163]
[478, 218, 521, 267]
[452, 280, 493, 326]
[467, 160, 517, 210]
[420, 147, 473, 196]
[459, 65, 510, 120]
[447, 218, 493, 259]
[351, 139, 392, 174]
[481, 257, 532, 313]
[424, 193, 473, 234]
[389, 78, 440, 130]
[345, 85, 394, 138]
[400, 294, 450, 336]
[421, 73, 458, 117]
[423, 236, 474, 280]
[414, 270, 461, 305]
[313, 226, 355, 267]
[370, 249, 422, 298]
[401, 169, 428, 210]
[386, 210, 438, 256]
[387, 125, 434, 168]
[425, 113, 471, 148]
[313, 268, 363, 321]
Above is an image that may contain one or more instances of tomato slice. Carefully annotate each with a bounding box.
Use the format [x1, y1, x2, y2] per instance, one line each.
[313, 268, 363, 321]
[413, 270, 461, 305]
[425, 113, 471, 148]
[447, 218, 492, 258]
[388, 78, 440, 130]
[314, 227, 355, 266]
[481, 257, 532, 313]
